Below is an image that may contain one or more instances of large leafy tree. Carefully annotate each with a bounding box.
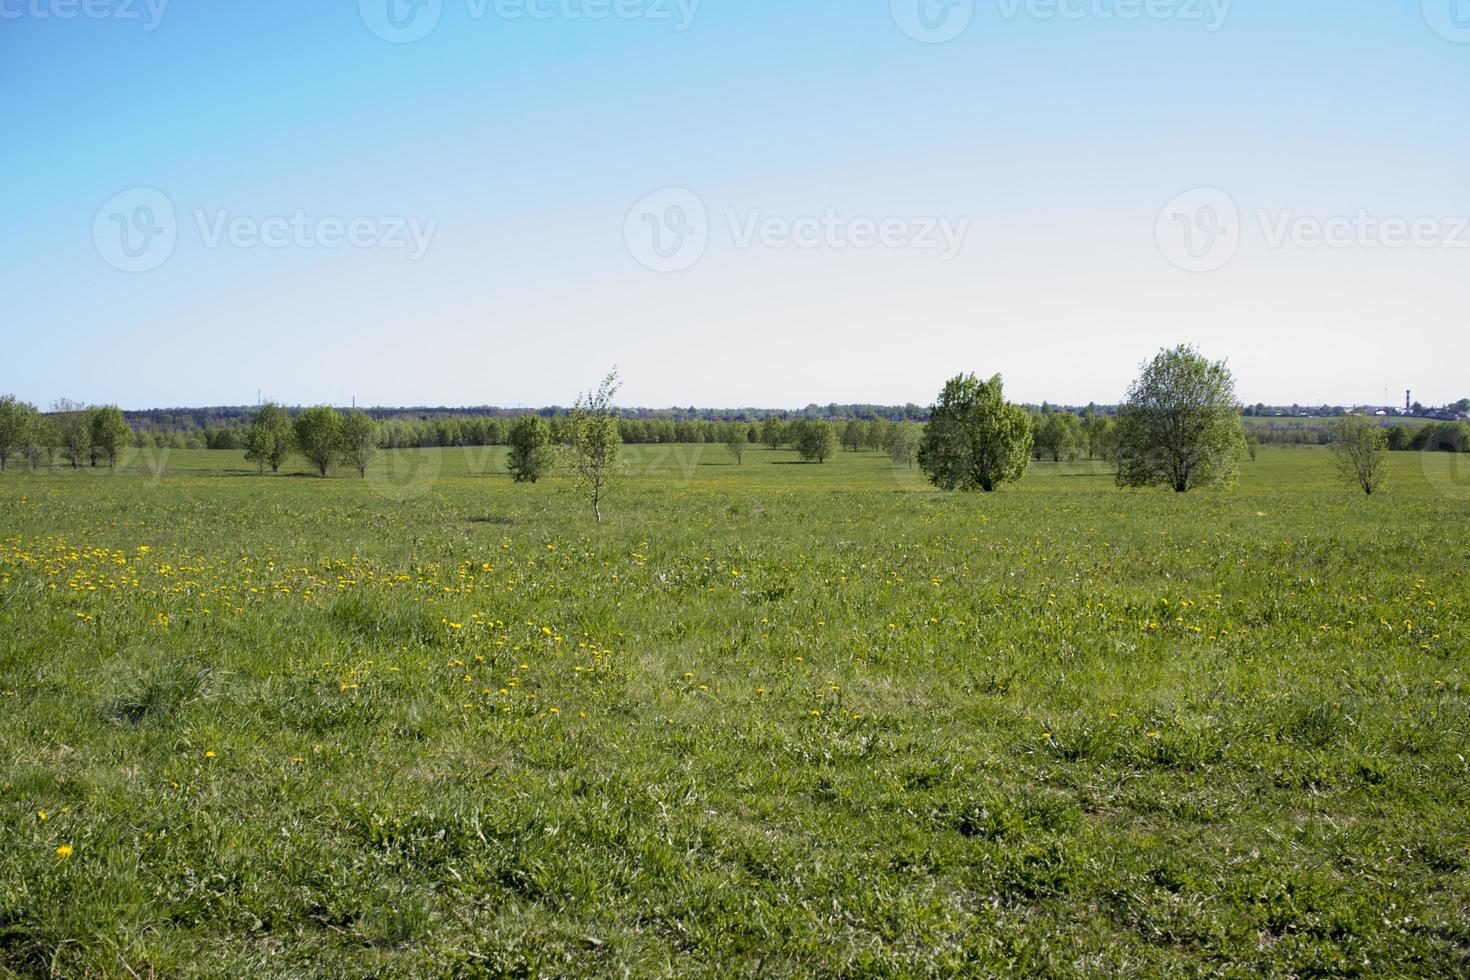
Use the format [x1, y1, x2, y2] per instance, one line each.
[1115, 345, 1244, 493]
[507, 416, 553, 483]
[338, 410, 379, 479]
[245, 403, 294, 474]
[0, 395, 38, 472]
[917, 374, 1032, 492]
[294, 406, 342, 477]
[791, 419, 837, 463]
[88, 406, 133, 469]
[566, 370, 622, 522]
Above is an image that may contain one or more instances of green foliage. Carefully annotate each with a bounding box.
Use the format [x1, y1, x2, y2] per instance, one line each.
[52, 400, 92, 469]
[506, 416, 553, 484]
[885, 422, 920, 469]
[565, 370, 622, 522]
[245, 403, 294, 474]
[0, 395, 38, 472]
[86, 406, 132, 470]
[918, 373, 1032, 492]
[294, 406, 343, 477]
[1330, 416, 1389, 496]
[1035, 411, 1085, 462]
[722, 423, 748, 465]
[759, 417, 787, 451]
[790, 419, 837, 463]
[1116, 345, 1245, 493]
[338, 410, 379, 479]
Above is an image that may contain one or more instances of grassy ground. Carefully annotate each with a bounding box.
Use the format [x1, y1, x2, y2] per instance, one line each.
[1, 446, 1467, 976]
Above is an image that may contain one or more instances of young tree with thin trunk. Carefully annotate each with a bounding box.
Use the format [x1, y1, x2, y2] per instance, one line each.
[1115, 345, 1244, 493]
[723, 423, 748, 465]
[566, 370, 622, 522]
[1331, 415, 1388, 496]
[338, 410, 379, 479]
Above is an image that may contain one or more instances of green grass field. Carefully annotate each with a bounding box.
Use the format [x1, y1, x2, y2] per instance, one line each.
[2, 446, 1467, 976]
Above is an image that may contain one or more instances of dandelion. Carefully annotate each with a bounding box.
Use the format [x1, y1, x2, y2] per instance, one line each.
[55, 845, 74, 859]
[36, 811, 46, 822]
[204, 750, 217, 759]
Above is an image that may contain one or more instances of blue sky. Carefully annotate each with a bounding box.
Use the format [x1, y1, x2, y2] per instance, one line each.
[3, 0, 1467, 409]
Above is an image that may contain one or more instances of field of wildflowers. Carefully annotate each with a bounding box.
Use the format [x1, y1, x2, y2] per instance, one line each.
[1, 446, 1466, 975]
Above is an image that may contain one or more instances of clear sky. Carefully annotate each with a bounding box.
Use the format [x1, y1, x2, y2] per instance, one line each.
[3, 0, 1467, 410]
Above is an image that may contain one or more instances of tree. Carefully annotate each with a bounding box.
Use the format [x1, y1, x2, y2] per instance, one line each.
[723, 423, 748, 465]
[24, 415, 52, 471]
[89, 406, 132, 469]
[790, 419, 837, 463]
[294, 406, 342, 477]
[1115, 345, 1244, 493]
[566, 370, 622, 522]
[1385, 425, 1411, 452]
[507, 415, 554, 483]
[917, 374, 1032, 492]
[842, 420, 864, 452]
[1330, 416, 1388, 496]
[53, 400, 91, 469]
[1035, 412, 1084, 462]
[760, 417, 787, 451]
[886, 423, 919, 469]
[867, 419, 894, 453]
[338, 410, 379, 479]
[245, 403, 294, 474]
[0, 395, 37, 472]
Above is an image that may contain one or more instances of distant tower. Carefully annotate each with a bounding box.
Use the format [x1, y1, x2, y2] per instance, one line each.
[1406, 390, 1412, 412]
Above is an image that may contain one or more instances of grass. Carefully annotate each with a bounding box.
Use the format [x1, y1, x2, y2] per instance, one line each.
[1, 445, 1467, 976]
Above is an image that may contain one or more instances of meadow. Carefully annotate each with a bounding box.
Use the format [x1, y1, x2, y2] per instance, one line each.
[1, 445, 1467, 977]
